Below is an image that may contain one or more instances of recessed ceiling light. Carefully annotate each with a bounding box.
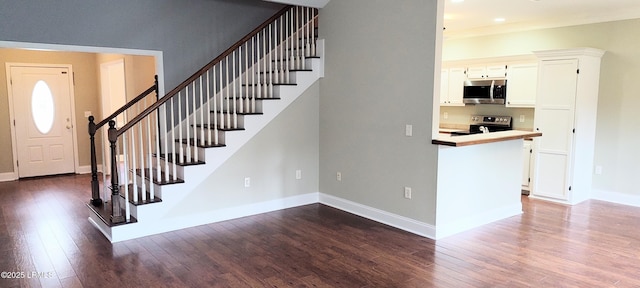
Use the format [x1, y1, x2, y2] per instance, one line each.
[494, 18, 506, 23]
[451, 0, 464, 3]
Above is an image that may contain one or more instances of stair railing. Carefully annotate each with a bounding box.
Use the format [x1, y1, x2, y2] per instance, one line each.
[99, 5, 318, 224]
[88, 76, 158, 207]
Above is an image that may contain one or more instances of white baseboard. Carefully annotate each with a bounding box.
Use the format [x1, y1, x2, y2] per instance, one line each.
[319, 193, 437, 239]
[108, 192, 320, 242]
[591, 189, 640, 207]
[77, 165, 102, 174]
[434, 204, 522, 239]
[0, 172, 17, 182]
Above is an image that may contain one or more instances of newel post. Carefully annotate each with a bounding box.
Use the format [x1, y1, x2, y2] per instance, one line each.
[88, 116, 102, 206]
[108, 121, 125, 224]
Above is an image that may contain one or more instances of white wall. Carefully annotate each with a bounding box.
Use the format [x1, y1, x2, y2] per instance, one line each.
[443, 19, 640, 201]
[319, 0, 440, 224]
[168, 82, 320, 215]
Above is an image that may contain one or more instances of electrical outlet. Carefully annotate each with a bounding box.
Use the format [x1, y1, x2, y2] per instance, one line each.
[404, 187, 412, 199]
[84, 111, 92, 118]
[519, 115, 525, 123]
[405, 124, 413, 137]
[443, 112, 449, 119]
[595, 166, 602, 175]
[296, 170, 302, 180]
[336, 172, 342, 181]
[244, 177, 251, 187]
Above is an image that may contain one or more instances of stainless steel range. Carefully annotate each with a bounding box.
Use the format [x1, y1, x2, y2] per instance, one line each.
[451, 115, 513, 136]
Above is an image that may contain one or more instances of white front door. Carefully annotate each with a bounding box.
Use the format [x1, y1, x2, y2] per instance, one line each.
[10, 66, 76, 177]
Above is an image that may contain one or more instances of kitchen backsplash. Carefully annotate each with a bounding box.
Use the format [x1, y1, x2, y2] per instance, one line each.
[440, 105, 535, 131]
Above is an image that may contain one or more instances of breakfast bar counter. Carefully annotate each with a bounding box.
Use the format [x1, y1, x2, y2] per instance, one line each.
[433, 130, 542, 147]
[430, 130, 542, 239]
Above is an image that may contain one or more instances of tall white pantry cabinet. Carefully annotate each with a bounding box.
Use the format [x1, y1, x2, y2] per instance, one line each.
[531, 48, 605, 205]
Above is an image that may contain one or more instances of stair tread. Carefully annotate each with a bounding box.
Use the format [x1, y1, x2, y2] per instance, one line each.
[210, 111, 263, 115]
[194, 124, 245, 132]
[87, 202, 137, 227]
[136, 168, 184, 185]
[117, 184, 162, 206]
[175, 138, 227, 148]
[242, 82, 297, 86]
[156, 153, 207, 166]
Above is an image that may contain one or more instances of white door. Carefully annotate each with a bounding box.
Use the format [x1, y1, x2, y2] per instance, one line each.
[100, 59, 127, 175]
[532, 59, 579, 200]
[10, 66, 75, 177]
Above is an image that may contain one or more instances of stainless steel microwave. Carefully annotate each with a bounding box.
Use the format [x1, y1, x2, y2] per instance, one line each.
[463, 79, 507, 104]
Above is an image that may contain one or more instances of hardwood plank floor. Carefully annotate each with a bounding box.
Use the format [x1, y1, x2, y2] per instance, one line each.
[1, 173, 640, 287]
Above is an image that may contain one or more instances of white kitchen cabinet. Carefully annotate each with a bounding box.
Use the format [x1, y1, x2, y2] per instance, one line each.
[506, 63, 538, 108]
[467, 64, 507, 79]
[522, 140, 532, 191]
[531, 48, 604, 205]
[440, 67, 465, 106]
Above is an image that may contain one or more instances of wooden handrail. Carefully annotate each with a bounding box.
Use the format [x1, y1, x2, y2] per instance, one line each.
[117, 5, 293, 137]
[95, 78, 158, 129]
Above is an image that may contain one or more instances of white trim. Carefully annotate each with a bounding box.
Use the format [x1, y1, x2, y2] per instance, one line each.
[591, 188, 640, 208]
[319, 193, 437, 239]
[434, 204, 522, 239]
[76, 165, 103, 175]
[0, 172, 17, 182]
[106, 192, 320, 242]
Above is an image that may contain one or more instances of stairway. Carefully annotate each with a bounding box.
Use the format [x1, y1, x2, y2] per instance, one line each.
[87, 6, 323, 242]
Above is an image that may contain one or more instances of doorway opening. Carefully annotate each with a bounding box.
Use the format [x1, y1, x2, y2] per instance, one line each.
[0, 41, 164, 181]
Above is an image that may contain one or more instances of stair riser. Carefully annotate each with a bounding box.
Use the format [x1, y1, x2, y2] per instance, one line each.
[255, 70, 297, 84]
[233, 87, 281, 100]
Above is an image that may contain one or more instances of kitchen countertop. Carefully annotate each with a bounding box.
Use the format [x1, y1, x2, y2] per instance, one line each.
[432, 130, 542, 147]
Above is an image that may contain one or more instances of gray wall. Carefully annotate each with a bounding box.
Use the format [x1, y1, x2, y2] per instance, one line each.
[442, 18, 640, 198]
[319, 0, 440, 224]
[0, 0, 284, 90]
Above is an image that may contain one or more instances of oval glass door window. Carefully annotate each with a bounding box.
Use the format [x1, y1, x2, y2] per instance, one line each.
[31, 80, 56, 134]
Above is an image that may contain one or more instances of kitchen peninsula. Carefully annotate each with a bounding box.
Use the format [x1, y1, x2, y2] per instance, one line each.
[431, 130, 541, 238]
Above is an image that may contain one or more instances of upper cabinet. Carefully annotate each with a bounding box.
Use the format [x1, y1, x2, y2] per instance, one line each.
[467, 64, 507, 79]
[440, 56, 538, 107]
[440, 67, 466, 106]
[506, 63, 538, 108]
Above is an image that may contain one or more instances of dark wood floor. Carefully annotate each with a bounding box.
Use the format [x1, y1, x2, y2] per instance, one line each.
[1, 174, 640, 287]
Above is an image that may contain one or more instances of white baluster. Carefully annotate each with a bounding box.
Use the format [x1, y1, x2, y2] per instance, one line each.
[148, 105, 156, 201]
[262, 29, 267, 99]
[177, 92, 183, 166]
[192, 81, 198, 162]
[311, 8, 316, 57]
[170, 99, 177, 182]
[268, 24, 274, 98]
[225, 56, 231, 129]
[185, 87, 191, 162]
[122, 132, 130, 221]
[273, 19, 279, 85]
[139, 110, 146, 202]
[251, 36, 257, 113]
[162, 104, 169, 183]
[199, 76, 205, 147]
[244, 43, 249, 113]
[214, 65, 220, 145]
[206, 70, 212, 145]
[232, 51, 238, 129]
[131, 123, 138, 203]
[285, 11, 290, 83]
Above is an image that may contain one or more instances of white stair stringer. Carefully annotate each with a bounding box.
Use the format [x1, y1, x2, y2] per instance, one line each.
[89, 53, 323, 242]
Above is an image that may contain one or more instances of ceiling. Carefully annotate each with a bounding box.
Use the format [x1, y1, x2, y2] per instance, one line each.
[444, 0, 640, 38]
